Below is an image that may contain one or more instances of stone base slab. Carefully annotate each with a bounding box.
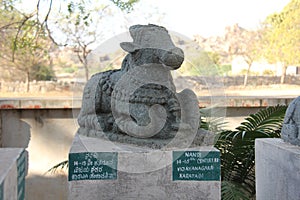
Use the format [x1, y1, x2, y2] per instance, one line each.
[255, 138, 300, 200]
[0, 148, 28, 200]
[68, 134, 221, 200]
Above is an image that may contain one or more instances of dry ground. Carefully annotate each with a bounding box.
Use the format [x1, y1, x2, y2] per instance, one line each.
[224, 84, 300, 97]
[1, 84, 299, 98]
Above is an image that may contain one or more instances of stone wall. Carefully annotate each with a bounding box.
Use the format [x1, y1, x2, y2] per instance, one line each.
[223, 75, 300, 86]
[0, 81, 85, 93]
[176, 75, 300, 89]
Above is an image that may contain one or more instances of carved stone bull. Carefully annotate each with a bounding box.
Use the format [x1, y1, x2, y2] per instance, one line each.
[77, 24, 199, 145]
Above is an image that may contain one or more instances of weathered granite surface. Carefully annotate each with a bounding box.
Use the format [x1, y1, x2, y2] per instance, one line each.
[77, 24, 200, 148]
[0, 148, 28, 200]
[281, 96, 300, 146]
[68, 134, 221, 200]
[255, 138, 300, 200]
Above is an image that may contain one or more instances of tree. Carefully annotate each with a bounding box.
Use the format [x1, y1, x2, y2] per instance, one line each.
[31, 64, 55, 81]
[225, 24, 262, 86]
[262, 0, 300, 84]
[8, 23, 52, 91]
[183, 51, 221, 76]
[43, 0, 139, 81]
[0, 0, 52, 90]
[0, 0, 139, 82]
[49, 1, 110, 81]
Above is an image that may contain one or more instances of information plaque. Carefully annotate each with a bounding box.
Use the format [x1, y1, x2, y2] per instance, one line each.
[17, 150, 26, 200]
[172, 151, 220, 181]
[69, 152, 118, 181]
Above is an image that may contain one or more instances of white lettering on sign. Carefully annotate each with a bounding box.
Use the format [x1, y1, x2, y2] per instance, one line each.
[173, 151, 221, 181]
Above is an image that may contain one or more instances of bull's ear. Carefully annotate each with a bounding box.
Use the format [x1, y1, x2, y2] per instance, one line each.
[120, 42, 138, 53]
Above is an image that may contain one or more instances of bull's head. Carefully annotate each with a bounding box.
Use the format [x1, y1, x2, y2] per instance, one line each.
[120, 24, 184, 70]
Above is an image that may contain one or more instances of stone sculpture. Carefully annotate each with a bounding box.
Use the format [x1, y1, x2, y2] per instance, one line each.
[281, 96, 300, 146]
[77, 24, 200, 148]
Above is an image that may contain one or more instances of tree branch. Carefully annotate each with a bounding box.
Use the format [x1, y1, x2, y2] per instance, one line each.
[36, 0, 61, 46]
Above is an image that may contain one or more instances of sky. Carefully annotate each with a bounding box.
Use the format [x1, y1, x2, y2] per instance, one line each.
[126, 0, 291, 38]
[17, 0, 291, 39]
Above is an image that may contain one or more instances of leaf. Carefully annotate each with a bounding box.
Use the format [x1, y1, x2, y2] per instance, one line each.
[222, 181, 253, 200]
[215, 105, 287, 199]
[67, 2, 74, 14]
[47, 160, 69, 174]
[200, 108, 227, 133]
[235, 105, 286, 133]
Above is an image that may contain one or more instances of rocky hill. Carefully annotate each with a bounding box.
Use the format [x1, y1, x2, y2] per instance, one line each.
[193, 24, 249, 64]
[50, 24, 251, 81]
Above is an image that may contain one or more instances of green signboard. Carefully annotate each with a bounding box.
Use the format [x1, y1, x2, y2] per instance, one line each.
[172, 151, 220, 181]
[0, 181, 3, 200]
[69, 152, 118, 181]
[17, 150, 26, 200]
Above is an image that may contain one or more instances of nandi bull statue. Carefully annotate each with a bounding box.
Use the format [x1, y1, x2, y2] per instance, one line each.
[77, 24, 200, 148]
[281, 96, 300, 146]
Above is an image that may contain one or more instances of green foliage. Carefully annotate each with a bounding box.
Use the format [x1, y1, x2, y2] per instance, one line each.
[222, 181, 254, 200]
[110, 0, 139, 13]
[183, 51, 221, 76]
[217, 64, 231, 75]
[263, 6, 300, 65]
[262, 69, 275, 76]
[215, 105, 287, 200]
[0, 0, 140, 82]
[63, 67, 77, 73]
[0, 2, 51, 84]
[31, 65, 55, 81]
[207, 51, 220, 66]
[262, 0, 300, 83]
[200, 107, 227, 134]
[239, 69, 259, 76]
[181, 51, 231, 76]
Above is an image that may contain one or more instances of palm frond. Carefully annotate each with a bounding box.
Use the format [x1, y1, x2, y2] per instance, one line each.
[200, 108, 227, 134]
[47, 160, 68, 174]
[222, 181, 254, 200]
[236, 105, 286, 133]
[215, 105, 287, 200]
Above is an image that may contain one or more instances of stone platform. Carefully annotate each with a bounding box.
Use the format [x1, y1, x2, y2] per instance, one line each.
[255, 138, 300, 200]
[68, 134, 221, 200]
[0, 148, 28, 200]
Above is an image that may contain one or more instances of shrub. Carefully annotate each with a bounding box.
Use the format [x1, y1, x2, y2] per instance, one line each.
[215, 105, 287, 200]
[31, 65, 56, 81]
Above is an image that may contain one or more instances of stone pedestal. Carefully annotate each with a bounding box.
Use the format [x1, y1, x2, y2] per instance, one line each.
[255, 138, 300, 200]
[0, 148, 28, 200]
[68, 134, 221, 200]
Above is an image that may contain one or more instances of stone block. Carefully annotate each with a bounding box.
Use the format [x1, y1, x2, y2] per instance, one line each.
[68, 134, 221, 200]
[255, 138, 300, 200]
[0, 148, 28, 200]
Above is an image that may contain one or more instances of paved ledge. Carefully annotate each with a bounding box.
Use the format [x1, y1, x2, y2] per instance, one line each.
[0, 96, 296, 109]
[0, 97, 82, 109]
